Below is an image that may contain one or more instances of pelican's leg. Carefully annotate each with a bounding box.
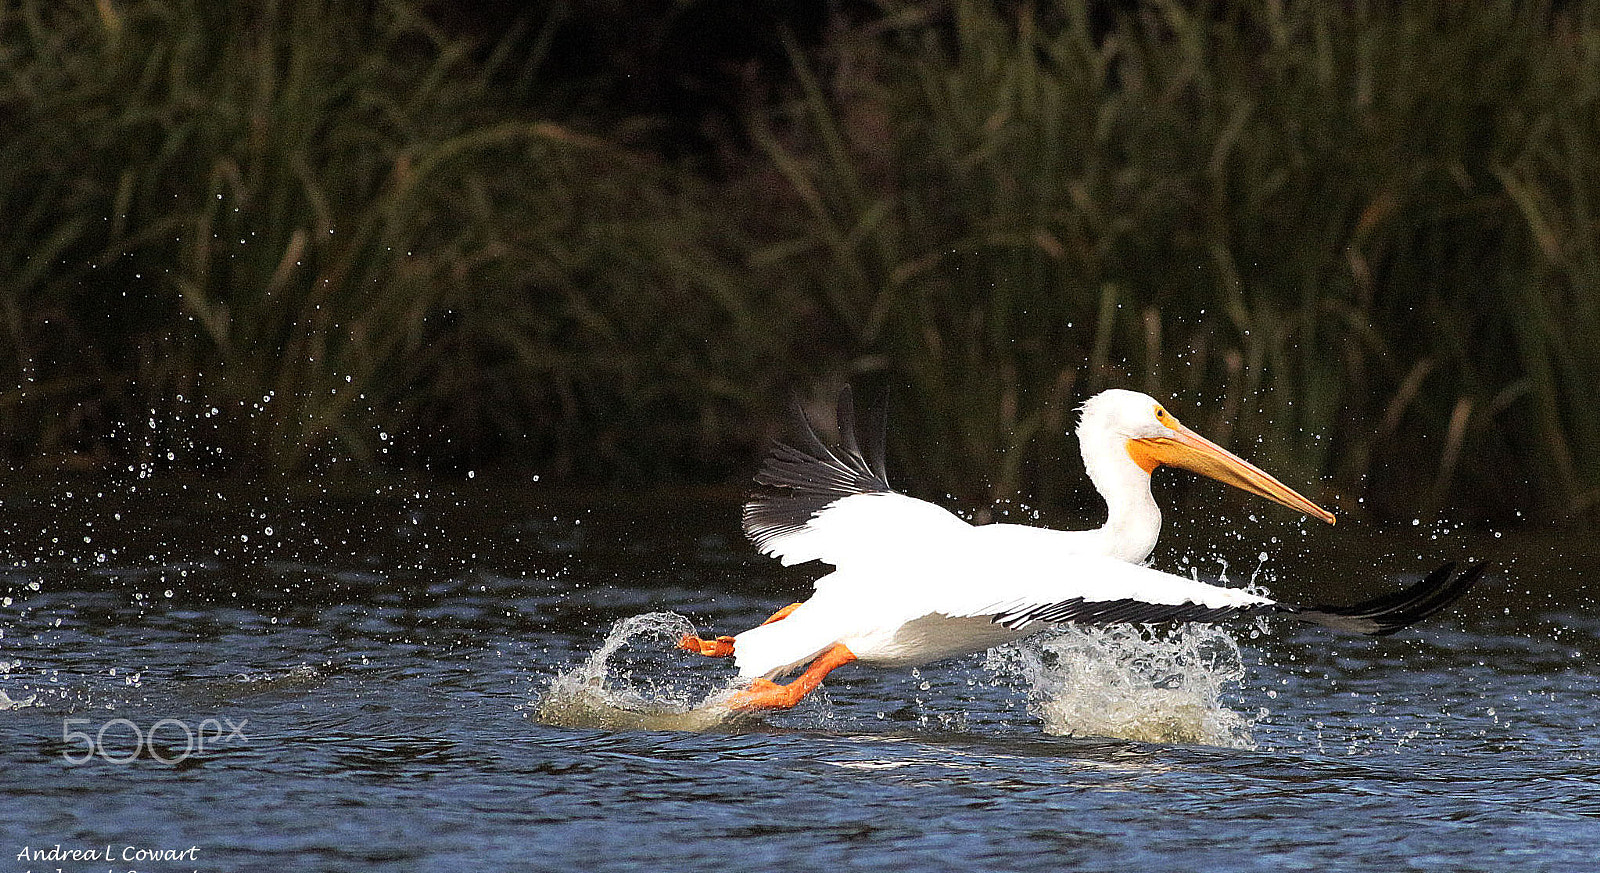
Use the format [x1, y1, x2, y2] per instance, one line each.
[678, 601, 805, 658]
[725, 644, 857, 712]
[678, 634, 736, 657]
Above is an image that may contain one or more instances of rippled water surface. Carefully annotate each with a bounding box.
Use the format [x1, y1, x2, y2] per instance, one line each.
[1, 479, 1597, 872]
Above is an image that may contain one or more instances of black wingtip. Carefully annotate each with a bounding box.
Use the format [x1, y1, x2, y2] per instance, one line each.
[1289, 560, 1488, 636]
[741, 387, 895, 550]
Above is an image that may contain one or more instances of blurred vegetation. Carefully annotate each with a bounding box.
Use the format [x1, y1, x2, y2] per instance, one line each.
[0, 0, 795, 482]
[1, 0, 1597, 525]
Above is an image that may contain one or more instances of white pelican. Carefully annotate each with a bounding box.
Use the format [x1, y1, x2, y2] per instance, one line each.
[680, 388, 1484, 712]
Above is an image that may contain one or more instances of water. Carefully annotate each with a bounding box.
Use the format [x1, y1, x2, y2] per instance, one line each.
[1, 478, 1597, 871]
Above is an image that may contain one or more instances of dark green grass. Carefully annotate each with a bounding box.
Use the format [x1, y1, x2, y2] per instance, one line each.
[0, 0, 796, 480]
[749, 0, 1600, 522]
[1, 0, 1597, 522]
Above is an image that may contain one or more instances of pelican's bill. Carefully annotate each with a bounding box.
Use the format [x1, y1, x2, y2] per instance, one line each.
[1128, 415, 1336, 525]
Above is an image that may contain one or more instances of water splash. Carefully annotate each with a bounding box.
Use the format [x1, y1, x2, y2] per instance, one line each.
[534, 612, 745, 731]
[0, 655, 34, 709]
[0, 688, 38, 710]
[985, 623, 1258, 749]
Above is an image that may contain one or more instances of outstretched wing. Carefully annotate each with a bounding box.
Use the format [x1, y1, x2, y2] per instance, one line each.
[932, 543, 1277, 630]
[973, 557, 1486, 637]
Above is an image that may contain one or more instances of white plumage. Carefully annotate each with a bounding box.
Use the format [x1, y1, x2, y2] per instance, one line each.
[733, 494, 1271, 679]
[683, 388, 1482, 711]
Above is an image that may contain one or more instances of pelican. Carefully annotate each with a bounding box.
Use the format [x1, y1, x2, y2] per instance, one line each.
[680, 388, 1484, 712]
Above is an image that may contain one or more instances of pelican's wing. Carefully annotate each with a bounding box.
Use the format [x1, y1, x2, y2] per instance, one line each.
[935, 541, 1484, 637]
[930, 544, 1276, 631]
[743, 388, 971, 568]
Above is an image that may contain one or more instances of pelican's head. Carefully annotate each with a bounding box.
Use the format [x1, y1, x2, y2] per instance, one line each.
[1078, 389, 1336, 524]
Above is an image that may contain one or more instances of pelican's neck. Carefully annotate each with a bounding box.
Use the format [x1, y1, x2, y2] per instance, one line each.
[1078, 427, 1162, 564]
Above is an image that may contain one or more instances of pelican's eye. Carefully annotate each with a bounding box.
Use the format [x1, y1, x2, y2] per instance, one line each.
[1154, 407, 1167, 420]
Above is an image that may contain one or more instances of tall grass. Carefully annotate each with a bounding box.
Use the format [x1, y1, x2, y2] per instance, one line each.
[1, 0, 1597, 522]
[0, 0, 793, 479]
[750, 0, 1600, 521]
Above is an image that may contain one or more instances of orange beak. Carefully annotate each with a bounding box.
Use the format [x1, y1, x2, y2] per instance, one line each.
[1127, 414, 1336, 525]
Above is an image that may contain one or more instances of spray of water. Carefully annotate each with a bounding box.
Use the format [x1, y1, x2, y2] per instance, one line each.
[0, 688, 37, 710]
[537, 603, 1263, 744]
[985, 622, 1259, 749]
[534, 612, 747, 731]
[0, 653, 37, 709]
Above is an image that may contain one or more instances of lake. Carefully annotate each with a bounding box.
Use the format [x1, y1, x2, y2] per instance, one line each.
[0, 478, 1595, 871]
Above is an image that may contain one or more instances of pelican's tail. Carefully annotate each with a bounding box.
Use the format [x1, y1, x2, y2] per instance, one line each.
[1282, 561, 1487, 636]
[730, 612, 838, 680]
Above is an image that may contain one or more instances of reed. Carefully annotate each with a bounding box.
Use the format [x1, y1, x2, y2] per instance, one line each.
[0, 0, 793, 479]
[748, 0, 1600, 522]
[2, 0, 1597, 522]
